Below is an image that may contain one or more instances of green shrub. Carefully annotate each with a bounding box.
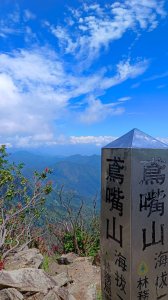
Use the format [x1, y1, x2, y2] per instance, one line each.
[41, 254, 50, 272]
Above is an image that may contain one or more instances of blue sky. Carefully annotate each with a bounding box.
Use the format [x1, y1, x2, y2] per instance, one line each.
[0, 0, 168, 154]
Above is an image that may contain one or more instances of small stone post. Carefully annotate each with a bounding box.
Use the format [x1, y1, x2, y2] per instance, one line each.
[101, 128, 168, 300]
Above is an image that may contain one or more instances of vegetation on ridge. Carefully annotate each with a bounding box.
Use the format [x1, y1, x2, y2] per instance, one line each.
[0, 145, 100, 267]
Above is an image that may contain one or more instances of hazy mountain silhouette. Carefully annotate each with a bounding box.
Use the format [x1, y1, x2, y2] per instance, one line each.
[9, 151, 101, 198]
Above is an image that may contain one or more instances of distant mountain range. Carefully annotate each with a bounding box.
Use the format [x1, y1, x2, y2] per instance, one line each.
[9, 151, 101, 201]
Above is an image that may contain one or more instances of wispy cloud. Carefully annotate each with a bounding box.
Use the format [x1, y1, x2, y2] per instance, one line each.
[144, 71, 168, 81]
[0, 48, 148, 141]
[0, 0, 166, 148]
[24, 9, 36, 22]
[0, 7, 36, 39]
[46, 0, 166, 65]
[118, 97, 131, 102]
[79, 96, 124, 124]
[0, 7, 21, 38]
[69, 135, 116, 147]
[0, 134, 117, 148]
[1, 134, 168, 149]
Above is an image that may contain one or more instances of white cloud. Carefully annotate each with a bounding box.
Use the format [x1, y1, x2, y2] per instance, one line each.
[0, 8, 21, 38]
[2, 134, 116, 148]
[79, 96, 124, 124]
[69, 135, 116, 146]
[0, 48, 148, 140]
[49, 0, 166, 63]
[2, 133, 168, 149]
[0, 73, 21, 108]
[144, 71, 168, 81]
[118, 97, 131, 102]
[99, 59, 148, 90]
[24, 10, 36, 21]
[0, 0, 160, 147]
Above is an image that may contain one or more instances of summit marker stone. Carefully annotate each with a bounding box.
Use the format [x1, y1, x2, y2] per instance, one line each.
[101, 128, 168, 300]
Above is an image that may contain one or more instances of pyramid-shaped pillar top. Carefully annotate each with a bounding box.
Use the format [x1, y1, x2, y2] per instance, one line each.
[104, 128, 168, 149]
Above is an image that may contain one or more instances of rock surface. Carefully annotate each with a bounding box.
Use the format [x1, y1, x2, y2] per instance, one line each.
[60, 253, 78, 264]
[92, 250, 101, 267]
[4, 248, 43, 270]
[0, 268, 57, 293]
[0, 248, 101, 300]
[26, 292, 45, 300]
[48, 256, 101, 300]
[43, 286, 68, 300]
[0, 288, 24, 299]
[52, 271, 72, 287]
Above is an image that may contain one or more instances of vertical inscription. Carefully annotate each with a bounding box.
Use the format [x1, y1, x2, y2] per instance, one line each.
[136, 156, 168, 299]
[103, 153, 128, 299]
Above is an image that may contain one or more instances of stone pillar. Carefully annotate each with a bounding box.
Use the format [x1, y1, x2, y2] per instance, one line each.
[101, 128, 168, 300]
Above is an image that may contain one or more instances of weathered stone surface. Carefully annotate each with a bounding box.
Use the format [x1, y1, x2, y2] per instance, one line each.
[92, 251, 100, 266]
[56, 257, 70, 265]
[68, 294, 77, 300]
[26, 292, 45, 300]
[0, 288, 24, 299]
[52, 272, 72, 287]
[61, 253, 78, 264]
[4, 248, 43, 270]
[86, 284, 97, 300]
[26, 287, 70, 300]
[43, 287, 69, 300]
[0, 268, 57, 293]
[25, 293, 45, 300]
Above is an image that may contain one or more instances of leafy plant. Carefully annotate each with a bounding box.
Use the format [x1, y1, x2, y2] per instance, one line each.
[41, 254, 50, 272]
[0, 145, 53, 259]
[48, 187, 100, 256]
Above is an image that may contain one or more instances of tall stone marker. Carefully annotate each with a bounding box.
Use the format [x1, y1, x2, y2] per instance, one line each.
[101, 128, 168, 300]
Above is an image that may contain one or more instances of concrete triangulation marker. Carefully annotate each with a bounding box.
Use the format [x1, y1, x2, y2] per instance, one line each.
[101, 128, 168, 300]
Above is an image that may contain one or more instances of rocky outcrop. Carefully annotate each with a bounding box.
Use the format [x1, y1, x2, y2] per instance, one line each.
[57, 253, 78, 265]
[52, 271, 73, 287]
[0, 248, 100, 300]
[0, 288, 24, 299]
[43, 286, 68, 300]
[92, 250, 101, 266]
[4, 248, 43, 270]
[0, 268, 57, 293]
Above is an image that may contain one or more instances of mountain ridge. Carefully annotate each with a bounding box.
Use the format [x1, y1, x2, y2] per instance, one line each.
[9, 151, 101, 199]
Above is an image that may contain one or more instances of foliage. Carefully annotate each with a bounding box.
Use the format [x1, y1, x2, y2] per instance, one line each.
[0, 145, 100, 260]
[0, 145, 53, 259]
[41, 254, 50, 272]
[96, 289, 102, 300]
[63, 225, 100, 256]
[46, 187, 100, 257]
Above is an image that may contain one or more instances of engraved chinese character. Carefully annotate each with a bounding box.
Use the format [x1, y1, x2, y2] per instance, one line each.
[137, 276, 149, 291]
[137, 290, 149, 300]
[142, 221, 164, 251]
[156, 271, 168, 289]
[155, 273, 168, 300]
[140, 158, 166, 185]
[117, 294, 124, 300]
[104, 260, 112, 298]
[139, 189, 165, 217]
[115, 271, 126, 294]
[106, 187, 124, 216]
[106, 218, 123, 248]
[115, 251, 127, 272]
[155, 251, 168, 269]
[104, 271, 112, 297]
[106, 157, 124, 184]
